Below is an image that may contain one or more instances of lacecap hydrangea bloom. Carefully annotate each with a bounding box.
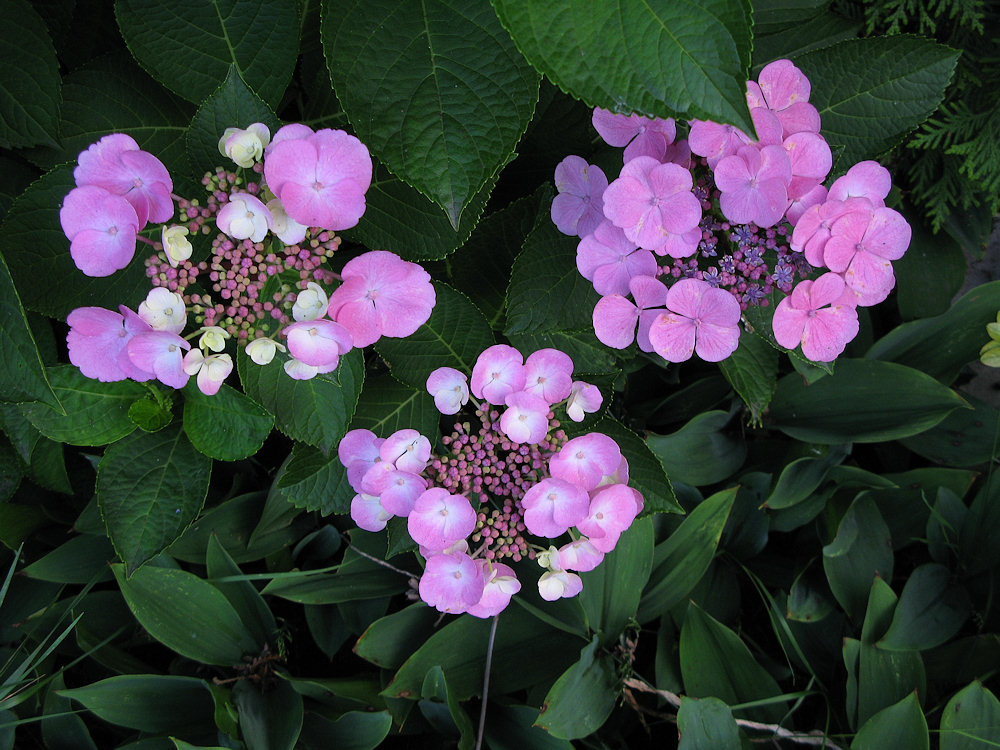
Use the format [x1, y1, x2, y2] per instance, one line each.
[63, 123, 433, 394]
[339, 344, 639, 616]
[552, 59, 911, 363]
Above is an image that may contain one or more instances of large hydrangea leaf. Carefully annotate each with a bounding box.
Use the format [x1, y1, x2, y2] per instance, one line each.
[323, 0, 539, 227]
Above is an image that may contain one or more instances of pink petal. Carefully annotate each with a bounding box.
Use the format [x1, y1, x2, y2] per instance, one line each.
[648, 312, 696, 362]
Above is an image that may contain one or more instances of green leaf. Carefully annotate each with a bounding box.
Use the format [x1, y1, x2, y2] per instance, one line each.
[375, 282, 494, 389]
[534, 636, 617, 740]
[24, 51, 194, 178]
[20, 366, 145, 446]
[504, 212, 600, 335]
[128, 397, 173, 432]
[646, 411, 746, 487]
[384, 605, 582, 700]
[353, 164, 500, 262]
[113, 563, 259, 665]
[183, 382, 273, 461]
[799, 36, 958, 172]
[483, 704, 575, 750]
[299, 711, 392, 750]
[58, 675, 215, 733]
[1, 166, 152, 319]
[206, 535, 277, 649]
[637, 487, 738, 623]
[351, 375, 440, 441]
[186, 65, 281, 175]
[492, 0, 754, 134]
[98, 424, 212, 573]
[960, 474, 1000, 574]
[419, 666, 475, 748]
[940, 681, 1000, 750]
[767, 359, 968, 443]
[0, 0, 60, 149]
[323, 0, 539, 226]
[900, 393, 1000, 467]
[852, 693, 928, 750]
[677, 696, 741, 750]
[115, 0, 300, 107]
[867, 281, 1000, 385]
[233, 677, 303, 750]
[764, 444, 850, 510]
[580, 518, 653, 646]
[275, 442, 353, 515]
[0, 251, 62, 410]
[719, 332, 778, 424]
[260, 568, 408, 605]
[679, 601, 785, 723]
[823, 496, 894, 622]
[894, 216, 967, 321]
[752, 12, 860, 72]
[237, 347, 363, 454]
[595, 416, 680, 514]
[355, 603, 440, 670]
[22, 535, 115, 584]
[878, 563, 970, 652]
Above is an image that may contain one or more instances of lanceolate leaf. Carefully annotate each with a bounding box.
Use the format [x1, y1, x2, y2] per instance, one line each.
[852, 693, 928, 750]
[115, 0, 300, 107]
[940, 681, 1000, 750]
[98, 424, 212, 573]
[324, 0, 539, 226]
[0, 0, 61, 149]
[58, 675, 215, 733]
[492, 0, 754, 134]
[535, 636, 617, 739]
[799, 36, 959, 173]
[237, 348, 364, 455]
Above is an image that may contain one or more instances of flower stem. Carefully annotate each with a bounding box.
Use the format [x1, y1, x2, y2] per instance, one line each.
[475, 614, 499, 750]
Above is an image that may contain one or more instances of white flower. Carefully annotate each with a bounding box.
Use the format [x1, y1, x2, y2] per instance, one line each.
[245, 337, 285, 366]
[138, 287, 186, 334]
[292, 282, 329, 322]
[161, 225, 192, 267]
[218, 123, 271, 168]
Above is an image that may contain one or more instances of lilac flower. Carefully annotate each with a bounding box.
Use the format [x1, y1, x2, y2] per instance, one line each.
[380, 428, 432, 474]
[66, 306, 153, 382]
[576, 220, 657, 296]
[326, 251, 435, 348]
[500, 391, 551, 445]
[828, 160, 892, 206]
[565, 381, 603, 422]
[426, 367, 470, 415]
[126, 330, 191, 389]
[263, 125, 372, 230]
[471, 345, 526, 405]
[577, 483, 642, 553]
[283, 319, 353, 369]
[521, 477, 589, 538]
[592, 275, 668, 351]
[351, 493, 391, 531]
[181, 351, 233, 396]
[408, 488, 477, 553]
[523, 348, 574, 405]
[548, 433, 623, 492]
[60, 186, 139, 277]
[419, 551, 485, 614]
[339, 429, 385, 493]
[592, 108, 676, 162]
[551, 155, 608, 238]
[647, 278, 741, 362]
[466, 562, 520, 618]
[746, 59, 821, 138]
[714, 145, 792, 228]
[772, 273, 859, 361]
[823, 205, 911, 305]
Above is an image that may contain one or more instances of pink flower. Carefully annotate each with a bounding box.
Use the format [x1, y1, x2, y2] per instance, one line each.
[419, 551, 485, 614]
[577, 483, 642, 553]
[263, 125, 372, 230]
[565, 381, 602, 422]
[181, 351, 233, 395]
[576, 221, 657, 296]
[426, 367, 470, 415]
[471, 345, 526, 405]
[558, 538, 604, 572]
[602, 157, 702, 254]
[60, 186, 139, 277]
[466, 562, 520, 618]
[823, 205, 911, 305]
[548, 433, 623, 492]
[126, 330, 191, 389]
[73, 133, 173, 229]
[772, 273, 860, 362]
[326, 251, 435, 348]
[521, 477, 590, 538]
[380, 428, 431, 473]
[216, 193, 272, 243]
[378, 470, 427, 517]
[714, 144, 791, 228]
[551, 155, 608, 238]
[407, 488, 477, 553]
[351, 493, 391, 531]
[499, 391, 550, 445]
[537, 568, 583, 601]
[592, 275, 668, 351]
[647, 278, 741, 362]
[66, 306, 153, 382]
[688, 120, 753, 167]
[338, 428, 384, 493]
[592, 108, 676, 162]
[283, 319, 353, 368]
[828, 161, 892, 206]
[746, 59, 821, 138]
[523, 348, 574, 405]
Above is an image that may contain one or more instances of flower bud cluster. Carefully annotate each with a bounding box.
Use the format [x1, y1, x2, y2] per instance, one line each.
[553, 59, 911, 363]
[338, 346, 643, 617]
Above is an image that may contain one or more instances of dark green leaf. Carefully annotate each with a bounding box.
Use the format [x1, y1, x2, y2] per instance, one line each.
[113, 563, 259, 665]
[894, 216, 967, 321]
[595, 416, 680, 514]
[355, 603, 440, 670]
[98, 424, 212, 573]
[960, 474, 1000, 574]
[764, 444, 850, 510]
[299, 711, 392, 750]
[183, 382, 273, 461]
[128, 397, 173, 432]
[940, 681, 1000, 750]
[900, 393, 1000, 467]
[22, 535, 115, 584]
[237, 347, 363, 454]
[878, 563, 969, 651]
[534, 636, 617, 740]
[483, 704, 574, 750]
[115, 0, 299, 107]
[752, 12, 860, 72]
[206, 535, 277, 649]
[186, 65, 280, 175]
[719, 332, 778, 424]
[799, 36, 958, 172]
[767, 359, 968, 443]
[19, 366, 144, 446]
[0, 0, 60, 149]
[261, 569, 408, 604]
[851, 692, 928, 750]
[823, 495, 894, 621]
[234, 677, 302, 750]
[677, 696, 741, 750]
[0, 251, 62, 410]
[419, 666, 475, 748]
[276, 441, 353, 515]
[375, 282, 494, 389]
[868, 281, 1000, 385]
[638, 487, 737, 623]
[492, 0, 754, 134]
[324, 0, 539, 225]
[646, 411, 746, 487]
[351, 375, 440, 441]
[1, 166, 151, 319]
[58, 675, 214, 733]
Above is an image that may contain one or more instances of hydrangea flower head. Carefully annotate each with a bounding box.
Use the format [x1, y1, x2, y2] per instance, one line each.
[551, 155, 608, 238]
[592, 108, 676, 162]
[576, 220, 657, 296]
[263, 125, 372, 230]
[714, 144, 792, 228]
[772, 272, 860, 362]
[327, 251, 435, 348]
[647, 278, 741, 362]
